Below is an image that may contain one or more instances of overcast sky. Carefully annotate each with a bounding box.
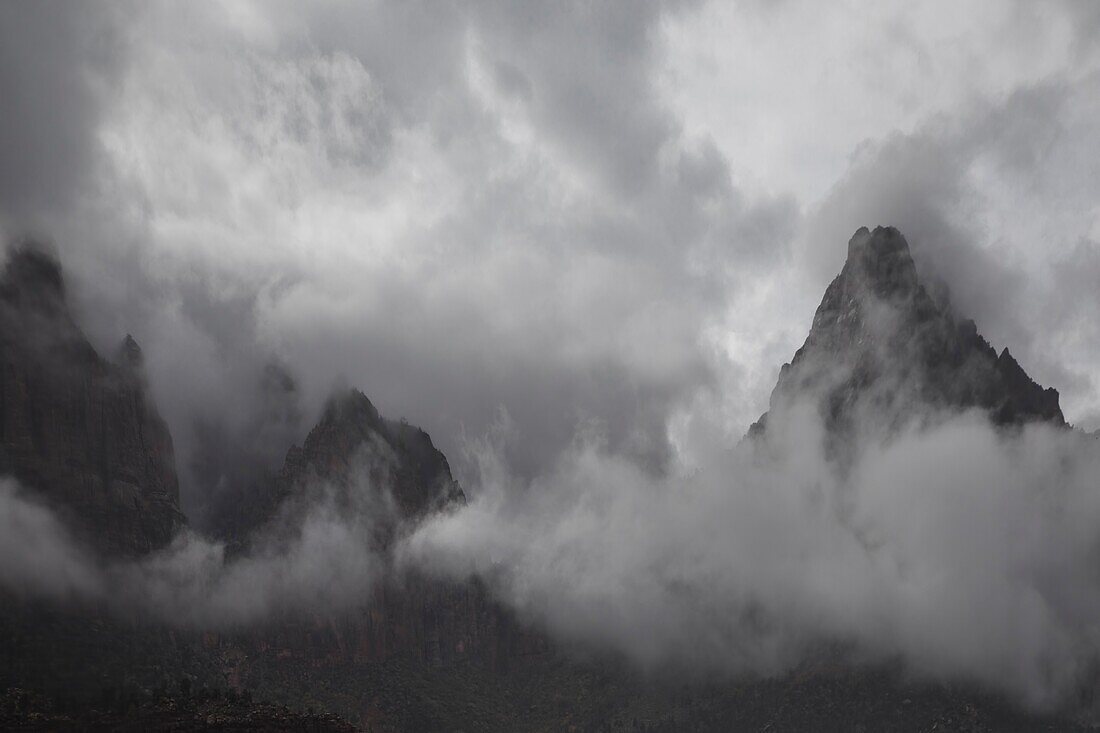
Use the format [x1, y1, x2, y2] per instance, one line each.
[2, 0, 1099, 515]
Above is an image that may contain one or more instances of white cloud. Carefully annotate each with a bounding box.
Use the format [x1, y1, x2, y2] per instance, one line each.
[405, 402, 1100, 707]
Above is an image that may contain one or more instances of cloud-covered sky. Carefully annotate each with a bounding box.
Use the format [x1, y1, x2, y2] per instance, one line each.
[7, 1, 1100, 709]
[2, 0, 1099, 517]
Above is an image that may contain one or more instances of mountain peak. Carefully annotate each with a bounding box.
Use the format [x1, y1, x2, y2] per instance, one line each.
[117, 333, 145, 371]
[841, 225, 920, 299]
[318, 388, 384, 437]
[218, 386, 467, 542]
[751, 226, 1064, 452]
[845, 225, 906, 259]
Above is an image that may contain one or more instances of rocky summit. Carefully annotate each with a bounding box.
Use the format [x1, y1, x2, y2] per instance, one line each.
[277, 389, 466, 522]
[750, 226, 1064, 453]
[0, 244, 183, 556]
[212, 387, 466, 545]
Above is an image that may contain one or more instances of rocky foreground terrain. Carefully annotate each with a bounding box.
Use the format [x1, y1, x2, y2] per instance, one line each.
[0, 231, 1096, 731]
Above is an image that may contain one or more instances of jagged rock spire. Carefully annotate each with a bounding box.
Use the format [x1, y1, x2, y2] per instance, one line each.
[842, 225, 921, 297]
[213, 387, 465, 543]
[283, 388, 464, 519]
[751, 226, 1064, 450]
[116, 333, 145, 372]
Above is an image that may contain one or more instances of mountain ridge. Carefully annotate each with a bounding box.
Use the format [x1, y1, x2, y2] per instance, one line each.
[0, 231, 1091, 731]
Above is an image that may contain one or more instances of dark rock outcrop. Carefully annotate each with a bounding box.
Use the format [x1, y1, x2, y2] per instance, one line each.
[751, 226, 1064, 454]
[210, 388, 541, 675]
[275, 389, 465, 522]
[0, 243, 183, 555]
[213, 389, 465, 544]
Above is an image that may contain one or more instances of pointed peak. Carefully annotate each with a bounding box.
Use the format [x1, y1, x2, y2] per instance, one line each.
[117, 334, 144, 370]
[845, 225, 910, 262]
[841, 226, 919, 297]
[996, 346, 1030, 381]
[120, 332, 142, 353]
[846, 226, 872, 255]
[996, 348, 1028, 379]
[752, 225, 1066, 443]
[997, 347, 1022, 376]
[320, 387, 382, 431]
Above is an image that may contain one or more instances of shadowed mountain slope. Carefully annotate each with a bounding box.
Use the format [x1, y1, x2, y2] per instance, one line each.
[0, 244, 182, 555]
[211, 388, 465, 544]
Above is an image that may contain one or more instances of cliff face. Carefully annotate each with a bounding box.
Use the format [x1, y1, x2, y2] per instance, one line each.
[751, 226, 1064, 453]
[213, 389, 540, 673]
[213, 389, 466, 544]
[276, 389, 465, 523]
[0, 245, 183, 555]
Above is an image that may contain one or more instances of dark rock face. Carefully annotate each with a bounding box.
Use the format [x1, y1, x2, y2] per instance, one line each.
[275, 389, 465, 522]
[0, 244, 183, 555]
[751, 226, 1064, 453]
[214, 389, 465, 544]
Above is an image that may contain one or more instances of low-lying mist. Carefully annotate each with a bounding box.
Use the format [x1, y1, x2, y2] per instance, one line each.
[3, 397, 1100, 709]
[0, 450, 397, 628]
[402, 401, 1100, 708]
